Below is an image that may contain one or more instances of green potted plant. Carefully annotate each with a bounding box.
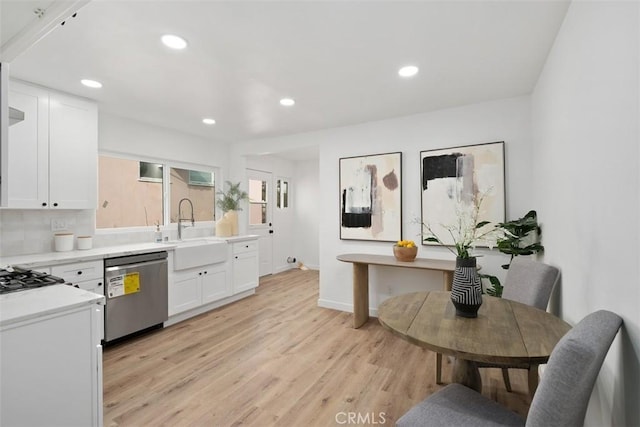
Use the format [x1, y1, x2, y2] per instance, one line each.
[215, 181, 249, 236]
[482, 210, 544, 297]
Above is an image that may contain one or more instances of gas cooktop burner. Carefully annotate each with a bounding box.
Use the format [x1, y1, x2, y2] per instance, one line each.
[0, 267, 66, 294]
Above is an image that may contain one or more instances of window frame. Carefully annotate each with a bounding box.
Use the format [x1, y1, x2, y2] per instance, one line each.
[96, 151, 221, 233]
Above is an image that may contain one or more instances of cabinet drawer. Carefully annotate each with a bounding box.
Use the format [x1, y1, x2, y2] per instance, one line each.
[233, 241, 258, 255]
[72, 277, 104, 295]
[51, 260, 103, 283]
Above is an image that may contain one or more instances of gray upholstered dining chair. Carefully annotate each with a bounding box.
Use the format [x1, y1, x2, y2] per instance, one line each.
[435, 257, 560, 394]
[399, 310, 623, 427]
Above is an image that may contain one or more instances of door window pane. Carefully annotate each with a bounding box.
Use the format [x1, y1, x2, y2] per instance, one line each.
[169, 167, 215, 223]
[97, 156, 163, 228]
[249, 179, 267, 225]
[277, 179, 289, 209]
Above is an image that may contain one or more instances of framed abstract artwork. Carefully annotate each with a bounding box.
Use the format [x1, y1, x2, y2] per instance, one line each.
[420, 141, 505, 247]
[339, 152, 402, 241]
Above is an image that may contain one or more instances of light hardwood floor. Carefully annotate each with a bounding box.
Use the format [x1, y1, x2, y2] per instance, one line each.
[104, 269, 532, 426]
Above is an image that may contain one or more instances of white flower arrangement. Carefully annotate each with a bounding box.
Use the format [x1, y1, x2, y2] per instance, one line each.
[421, 190, 509, 259]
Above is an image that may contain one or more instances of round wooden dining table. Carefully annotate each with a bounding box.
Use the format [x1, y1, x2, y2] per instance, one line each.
[377, 291, 571, 394]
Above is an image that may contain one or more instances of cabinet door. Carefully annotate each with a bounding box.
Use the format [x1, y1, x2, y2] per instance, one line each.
[48, 91, 97, 209]
[201, 266, 230, 304]
[233, 251, 259, 294]
[169, 272, 201, 316]
[0, 306, 100, 426]
[2, 82, 49, 208]
[73, 278, 105, 342]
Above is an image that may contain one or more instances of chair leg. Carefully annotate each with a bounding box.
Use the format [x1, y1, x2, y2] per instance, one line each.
[501, 368, 512, 392]
[528, 364, 540, 398]
[436, 353, 443, 384]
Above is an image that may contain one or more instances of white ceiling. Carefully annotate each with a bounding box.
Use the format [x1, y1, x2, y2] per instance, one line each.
[0, 1, 56, 46]
[5, 1, 570, 153]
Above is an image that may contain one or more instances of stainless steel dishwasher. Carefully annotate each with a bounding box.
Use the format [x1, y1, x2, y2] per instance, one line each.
[104, 251, 168, 343]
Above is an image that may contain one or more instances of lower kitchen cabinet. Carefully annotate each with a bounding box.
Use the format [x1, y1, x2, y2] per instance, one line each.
[232, 241, 259, 294]
[51, 260, 105, 341]
[166, 237, 259, 324]
[0, 301, 103, 426]
[169, 262, 230, 316]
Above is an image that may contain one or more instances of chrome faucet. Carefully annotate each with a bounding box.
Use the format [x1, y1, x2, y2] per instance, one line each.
[177, 198, 195, 240]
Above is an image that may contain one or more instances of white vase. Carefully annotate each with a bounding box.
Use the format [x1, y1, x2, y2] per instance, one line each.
[215, 215, 232, 237]
[224, 210, 239, 236]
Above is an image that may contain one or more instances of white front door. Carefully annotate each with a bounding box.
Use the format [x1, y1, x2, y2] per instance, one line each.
[247, 169, 273, 277]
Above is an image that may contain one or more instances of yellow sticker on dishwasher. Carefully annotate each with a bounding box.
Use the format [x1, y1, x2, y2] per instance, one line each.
[107, 272, 140, 298]
[124, 272, 140, 295]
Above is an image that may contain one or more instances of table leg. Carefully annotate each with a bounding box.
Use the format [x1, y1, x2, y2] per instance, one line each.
[452, 358, 482, 392]
[443, 271, 453, 291]
[352, 263, 369, 329]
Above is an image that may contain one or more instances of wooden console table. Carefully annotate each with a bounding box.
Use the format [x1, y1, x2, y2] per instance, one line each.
[337, 253, 456, 328]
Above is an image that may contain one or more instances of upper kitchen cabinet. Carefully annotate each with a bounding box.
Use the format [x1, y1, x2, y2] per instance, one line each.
[1, 80, 97, 209]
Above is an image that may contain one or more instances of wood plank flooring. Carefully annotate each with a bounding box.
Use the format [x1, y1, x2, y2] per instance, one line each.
[104, 269, 532, 426]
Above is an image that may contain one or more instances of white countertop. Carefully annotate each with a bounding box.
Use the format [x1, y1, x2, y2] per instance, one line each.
[0, 242, 174, 269]
[0, 284, 105, 327]
[0, 235, 258, 328]
[0, 235, 259, 269]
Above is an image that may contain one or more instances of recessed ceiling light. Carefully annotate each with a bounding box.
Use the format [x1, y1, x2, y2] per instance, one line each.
[202, 118, 216, 125]
[280, 98, 295, 107]
[398, 65, 419, 78]
[161, 34, 188, 50]
[81, 79, 102, 88]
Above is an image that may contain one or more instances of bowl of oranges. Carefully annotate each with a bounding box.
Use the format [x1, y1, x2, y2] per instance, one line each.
[393, 240, 418, 262]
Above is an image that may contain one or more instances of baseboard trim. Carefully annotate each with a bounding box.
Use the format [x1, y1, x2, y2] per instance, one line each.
[273, 265, 296, 274]
[271, 264, 319, 274]
[165, 289, 255, 327]
[317, 298, 378, 317]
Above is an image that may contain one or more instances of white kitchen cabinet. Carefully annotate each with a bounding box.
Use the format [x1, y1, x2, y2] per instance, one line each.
[0, 293, 103, 427]
[232, 241, 259, 294]
[51, 259, 103, 284]
[48, 90, 98, 208]
[1, 80, 97, 209]
[202, 264, 231, 304]
[169, 262, 230, 316]
[51, 260, 105, 341]
[170, 272, 200, 315]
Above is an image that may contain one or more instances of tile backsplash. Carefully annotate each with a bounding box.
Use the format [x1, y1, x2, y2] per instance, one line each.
[1, 209, 95, 256]
[0, 209, 215, 257]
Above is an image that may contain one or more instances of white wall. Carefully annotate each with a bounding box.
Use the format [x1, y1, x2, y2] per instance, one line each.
[99, 112, 229, 172]
[318, 96, 533, 313]
[531, 1, 639, 425]
[294, 159, 320, 269]
[233, 96, 533, 311]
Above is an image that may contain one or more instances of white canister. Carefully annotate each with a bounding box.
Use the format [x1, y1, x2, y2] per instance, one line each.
[54, 233, 74, 252]
[77, 236, 93, 250]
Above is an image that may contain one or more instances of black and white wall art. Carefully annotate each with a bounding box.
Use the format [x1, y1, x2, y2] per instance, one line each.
[339, 152, 402, 241]
[421, 142, 505, 247]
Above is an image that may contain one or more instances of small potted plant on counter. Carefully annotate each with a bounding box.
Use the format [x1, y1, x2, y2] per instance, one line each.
[216, 181, 249, 236]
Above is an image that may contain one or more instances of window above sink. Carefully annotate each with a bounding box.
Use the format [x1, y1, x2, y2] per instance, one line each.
[97, 154, 219, 230]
